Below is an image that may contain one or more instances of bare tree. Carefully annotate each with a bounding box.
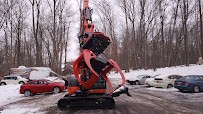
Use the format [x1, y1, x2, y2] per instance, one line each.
[45, 0, 73, 73]
[1, 0, 203, 77]
[181, 0, 189, 65]
[13, 1, 27, 66]
[118, 0, 130, 71]
[29, 0, 43, 66]
[168, 0, 180, 66]
[95, 0, 119, 61]
[0, 0, 14, 30]
[198, 0, 203, 58]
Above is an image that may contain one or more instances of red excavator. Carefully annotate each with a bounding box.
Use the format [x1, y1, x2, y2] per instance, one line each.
[57, 0, 130, 109]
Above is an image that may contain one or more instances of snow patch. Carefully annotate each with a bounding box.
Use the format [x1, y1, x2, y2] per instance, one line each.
[45, 77, 65, 83]
[147, 87, 179, 92]
[109, 64, 203, 79]
[0, 84, 24, 107]
[1, 105, 44, 114]
[29, 71, 50, 80]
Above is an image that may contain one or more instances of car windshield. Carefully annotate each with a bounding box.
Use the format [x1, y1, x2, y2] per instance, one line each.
[47, 80, 53, 83]
[17, 76, 24, 79]
[137, 75, 145, 78]
[181, 76, 193, 79]
[151, 74, 160, 78]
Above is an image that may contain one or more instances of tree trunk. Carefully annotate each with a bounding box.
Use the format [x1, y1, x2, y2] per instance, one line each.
[183, 0, 189, 66]
[199, 0, 203, 58]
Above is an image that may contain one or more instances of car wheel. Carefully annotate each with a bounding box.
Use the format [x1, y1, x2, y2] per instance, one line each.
[19, 81, 25, 85]
[0, 82, 6, 86]
[179, 89, 183, 92]
[167, 84, 173, 88]
[193, 86, 200, 93]
[134, 81, 140, 85]
[24, 90, 32, 97]
[53, 87, 60, 93]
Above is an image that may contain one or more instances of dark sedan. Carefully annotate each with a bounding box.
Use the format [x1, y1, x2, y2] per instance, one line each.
[174, 75, 203, 93]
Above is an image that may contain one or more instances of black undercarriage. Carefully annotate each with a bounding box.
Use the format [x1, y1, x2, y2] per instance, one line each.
[57, 94, 115, 110]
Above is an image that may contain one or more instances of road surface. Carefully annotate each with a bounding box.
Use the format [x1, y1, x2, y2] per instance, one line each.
[1, 78, 203, 114]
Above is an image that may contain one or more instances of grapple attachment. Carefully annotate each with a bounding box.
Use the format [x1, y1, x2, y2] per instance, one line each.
[58, 50, 130, 110]
[73, 49, 126, 94]
[58, 31, 131, 110]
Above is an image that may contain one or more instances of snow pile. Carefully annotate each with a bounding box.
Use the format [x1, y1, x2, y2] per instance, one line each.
[45, 77, 65, 83]
[29, 70, 50, 80]
[0, 84, 23, 106]
[109, 64, 203, 79]
[31, 67, 52, 71]
[29, 70, 61, 81]
[147, 87, 179, 92]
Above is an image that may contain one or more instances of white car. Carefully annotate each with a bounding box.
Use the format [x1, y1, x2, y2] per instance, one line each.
[153, 74, 182, 89]
[126, 75, 151, 85]
[0, 75, 28, 86]
[145, 74, 160, 87]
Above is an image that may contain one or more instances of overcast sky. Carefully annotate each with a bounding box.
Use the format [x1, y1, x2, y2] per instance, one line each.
[63, 0, 80, 62]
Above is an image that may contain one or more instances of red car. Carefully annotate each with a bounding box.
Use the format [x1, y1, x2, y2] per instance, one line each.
[20, 80, 65, 96]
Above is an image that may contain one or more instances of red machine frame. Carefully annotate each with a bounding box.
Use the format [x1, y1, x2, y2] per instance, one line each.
[57, 0, 130, 109]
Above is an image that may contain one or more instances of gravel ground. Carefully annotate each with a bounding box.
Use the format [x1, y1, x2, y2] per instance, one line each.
[1, 78, 203, 114]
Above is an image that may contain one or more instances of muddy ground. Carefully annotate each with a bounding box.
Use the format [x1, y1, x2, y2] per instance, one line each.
[1, 78, 203, 114]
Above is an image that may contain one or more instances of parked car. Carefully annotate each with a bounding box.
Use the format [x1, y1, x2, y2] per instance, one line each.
[153, 74, 182, 88]
[20, 79, 65, 96]
[145, 74, 161, 87]
[0, 75, 28, 86]
[126, 75, 151, 85]
[174, 75, 203, 93]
